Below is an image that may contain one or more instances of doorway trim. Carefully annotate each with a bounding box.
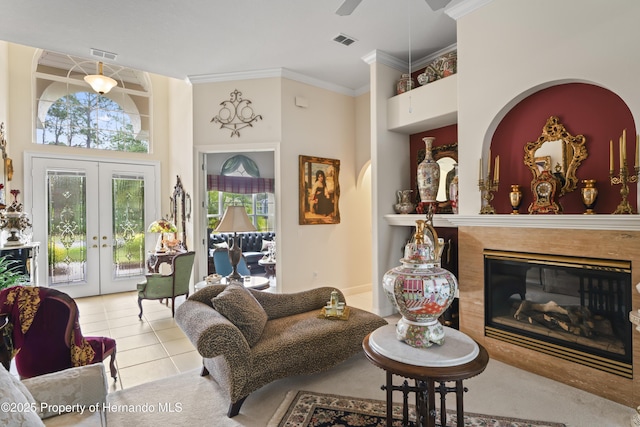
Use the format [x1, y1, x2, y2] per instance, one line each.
[194, 142, 281, 290]
[23, 151, 161, 295]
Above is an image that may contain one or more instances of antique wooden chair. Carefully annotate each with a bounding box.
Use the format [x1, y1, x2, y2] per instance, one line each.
[137, 251, 195, 318]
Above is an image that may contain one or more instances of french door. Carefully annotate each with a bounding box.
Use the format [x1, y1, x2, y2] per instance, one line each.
[30, 157, 158, 298]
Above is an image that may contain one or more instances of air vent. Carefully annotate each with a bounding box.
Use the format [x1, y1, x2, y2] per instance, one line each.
[333, 33, 357, 46]
[90, 48, 118, 61]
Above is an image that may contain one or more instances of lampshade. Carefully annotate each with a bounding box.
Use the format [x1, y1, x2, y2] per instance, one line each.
[215, 206, 257, 233]
[84, 62, 117, 94]
[147, 218, 177, 233]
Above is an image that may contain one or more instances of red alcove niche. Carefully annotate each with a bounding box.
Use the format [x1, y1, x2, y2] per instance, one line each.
[491, 83, 636, 214]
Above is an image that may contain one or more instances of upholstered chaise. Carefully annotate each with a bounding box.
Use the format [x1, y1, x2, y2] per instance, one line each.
[175, 285, 387, 417]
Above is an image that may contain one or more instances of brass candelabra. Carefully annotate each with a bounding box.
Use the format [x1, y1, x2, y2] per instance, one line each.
[609, 129, 639, 214]
[478, 175, 499, 214]
[478, 154, 500, 214]
[610, 164, 638, 214]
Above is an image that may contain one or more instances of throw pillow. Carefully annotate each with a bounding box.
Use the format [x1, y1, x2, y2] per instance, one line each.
[211, 285, 267, 347]
[260, 240, 271, 252]
[214, 242, 229, 249]
[0, 365, 44, 426]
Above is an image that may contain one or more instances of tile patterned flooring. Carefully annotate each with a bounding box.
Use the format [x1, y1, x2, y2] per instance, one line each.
[74, 291, 201, 392]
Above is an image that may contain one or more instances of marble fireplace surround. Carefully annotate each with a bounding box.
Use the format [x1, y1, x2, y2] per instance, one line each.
[452, 215, 640, 408]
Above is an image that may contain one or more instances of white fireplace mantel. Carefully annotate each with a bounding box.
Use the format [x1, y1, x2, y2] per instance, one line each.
[384, 214, 640, 231]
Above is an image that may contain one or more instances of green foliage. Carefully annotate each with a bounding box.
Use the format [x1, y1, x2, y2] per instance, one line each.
[0, 256, 28, 290]
[41, 92, 148, 153]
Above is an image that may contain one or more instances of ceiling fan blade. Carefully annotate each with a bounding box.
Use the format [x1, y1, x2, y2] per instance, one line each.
[335, 0, 363, 16]
[425, 0, 452, 10]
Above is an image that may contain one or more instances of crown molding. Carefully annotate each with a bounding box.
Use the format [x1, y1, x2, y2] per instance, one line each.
[445, 0, 494, 21]
[188, 68, 356, 97]
[362, 50, 407, 72]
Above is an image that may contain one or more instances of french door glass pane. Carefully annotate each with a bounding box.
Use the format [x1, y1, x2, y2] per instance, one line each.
[112, 174, 145, 278]
[47, 171, 87, 285]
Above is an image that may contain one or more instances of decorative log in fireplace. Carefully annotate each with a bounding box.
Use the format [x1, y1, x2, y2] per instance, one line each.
[484, 249, 632, 378]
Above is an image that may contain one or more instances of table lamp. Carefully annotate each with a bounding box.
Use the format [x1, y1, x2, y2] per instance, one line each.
[214, 205, 256, 281]
[147, 218, 177, 252]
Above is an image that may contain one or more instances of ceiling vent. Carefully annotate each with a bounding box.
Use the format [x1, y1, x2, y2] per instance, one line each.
[90, 48, 118, 61]
[333, 33, 357, 46]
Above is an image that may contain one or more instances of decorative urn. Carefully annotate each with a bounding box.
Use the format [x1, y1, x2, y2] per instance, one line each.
[382, 211, 458, 348]
[0, 190, 32, 246]
[417, 137, 440, 206]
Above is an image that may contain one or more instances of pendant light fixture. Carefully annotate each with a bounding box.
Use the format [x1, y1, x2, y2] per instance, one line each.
[84, 62, 117, 94]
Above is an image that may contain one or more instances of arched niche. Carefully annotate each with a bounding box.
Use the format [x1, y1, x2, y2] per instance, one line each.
[488, 82, 635, 214]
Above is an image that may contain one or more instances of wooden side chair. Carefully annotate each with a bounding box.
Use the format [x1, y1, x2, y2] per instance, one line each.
[137, 251, 195, 319]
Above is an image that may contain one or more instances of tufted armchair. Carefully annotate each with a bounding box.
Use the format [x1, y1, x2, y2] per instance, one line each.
[208, 231, 275, 274]
[0, 286, 117, 381]
[175, 285, 387, 417]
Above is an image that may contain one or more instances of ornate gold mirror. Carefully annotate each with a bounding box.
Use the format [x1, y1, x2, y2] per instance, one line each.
[170, 175, 191, 251]
[524, 116, 587, 196]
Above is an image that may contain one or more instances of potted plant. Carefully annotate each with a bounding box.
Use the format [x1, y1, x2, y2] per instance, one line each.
[0, 256, 28, 291]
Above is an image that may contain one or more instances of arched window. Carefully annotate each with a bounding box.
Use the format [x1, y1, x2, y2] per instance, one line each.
[34, 51, 151, 152]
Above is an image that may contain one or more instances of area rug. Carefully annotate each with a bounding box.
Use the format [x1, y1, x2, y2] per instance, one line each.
[269, 390, 567, 427]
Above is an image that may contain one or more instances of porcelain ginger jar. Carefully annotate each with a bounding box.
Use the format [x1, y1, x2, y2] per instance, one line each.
[382, 218, 457, 348]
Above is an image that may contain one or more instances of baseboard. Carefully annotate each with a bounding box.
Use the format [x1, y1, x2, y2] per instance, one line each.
[340, 283, 371, 296]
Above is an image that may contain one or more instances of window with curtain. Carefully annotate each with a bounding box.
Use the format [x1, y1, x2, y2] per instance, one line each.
[207, 155, 275, 232]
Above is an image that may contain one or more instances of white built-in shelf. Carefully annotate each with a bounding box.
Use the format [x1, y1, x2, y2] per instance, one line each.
[384, 214, 640, 231]
[384, 214, 457, 228]
[387, 74, 458, 134]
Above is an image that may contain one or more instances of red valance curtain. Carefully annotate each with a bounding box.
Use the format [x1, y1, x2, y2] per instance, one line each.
[207, 175, 275, 194]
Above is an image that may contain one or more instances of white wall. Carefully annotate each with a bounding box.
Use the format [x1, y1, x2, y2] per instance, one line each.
[370, 58, 412, 316]
[456, 0, 640, 214]
[192, 76, 373, 295]
[281, 78, 367, 294]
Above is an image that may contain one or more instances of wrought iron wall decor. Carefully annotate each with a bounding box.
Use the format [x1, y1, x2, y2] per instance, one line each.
[210, 89, 263, 137]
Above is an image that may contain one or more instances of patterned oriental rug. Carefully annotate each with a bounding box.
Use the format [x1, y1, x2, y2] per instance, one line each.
[269, 390, 567, 427]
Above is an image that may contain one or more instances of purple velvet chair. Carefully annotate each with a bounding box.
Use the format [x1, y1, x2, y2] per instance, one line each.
[0, 286, 117, 380]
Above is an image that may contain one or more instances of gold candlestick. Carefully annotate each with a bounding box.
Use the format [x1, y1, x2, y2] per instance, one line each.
[478, 160, 499, 214]
[610, 131, 639, 214]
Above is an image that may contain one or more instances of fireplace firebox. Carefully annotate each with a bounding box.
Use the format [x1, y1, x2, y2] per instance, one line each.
[484, 249, 632, 378]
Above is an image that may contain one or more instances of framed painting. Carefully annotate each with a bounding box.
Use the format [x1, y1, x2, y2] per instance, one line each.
[299, 155, 340, 225]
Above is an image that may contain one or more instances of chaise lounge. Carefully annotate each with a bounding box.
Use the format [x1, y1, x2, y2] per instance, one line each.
[175, 285, 387, 417]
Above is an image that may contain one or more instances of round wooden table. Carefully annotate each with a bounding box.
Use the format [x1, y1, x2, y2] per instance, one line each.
[363, 324, 489, 427]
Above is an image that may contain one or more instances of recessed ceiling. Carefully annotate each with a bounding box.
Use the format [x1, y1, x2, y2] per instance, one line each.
[0, 0, 457, 93]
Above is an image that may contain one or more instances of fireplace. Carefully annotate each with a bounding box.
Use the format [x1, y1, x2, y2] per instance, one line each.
[484, 249, 632, 378]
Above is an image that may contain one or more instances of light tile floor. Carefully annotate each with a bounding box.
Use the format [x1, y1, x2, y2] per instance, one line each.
[74, 291, 202, 392]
